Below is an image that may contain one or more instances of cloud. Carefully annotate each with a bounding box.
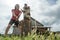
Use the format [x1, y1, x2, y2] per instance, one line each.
[0, 0, 60, 34]
[35, 0, 60, 31]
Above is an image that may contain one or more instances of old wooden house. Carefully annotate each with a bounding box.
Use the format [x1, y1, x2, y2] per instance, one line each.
[12, 17, 51, 35]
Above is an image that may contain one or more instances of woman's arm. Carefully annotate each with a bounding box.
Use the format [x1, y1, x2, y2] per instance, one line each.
[18, 10, 22, 18]
[12, 10, 18, 19]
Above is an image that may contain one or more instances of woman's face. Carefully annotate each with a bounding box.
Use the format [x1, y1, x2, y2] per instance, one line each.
[15, 4, 19, 10]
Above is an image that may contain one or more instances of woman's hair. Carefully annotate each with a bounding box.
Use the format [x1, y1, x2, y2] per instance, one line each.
[15, 4, 19, 9]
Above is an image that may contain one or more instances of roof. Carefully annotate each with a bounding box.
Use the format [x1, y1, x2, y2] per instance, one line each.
[31, 17, 44, 26]
[19, 17, 44, 26]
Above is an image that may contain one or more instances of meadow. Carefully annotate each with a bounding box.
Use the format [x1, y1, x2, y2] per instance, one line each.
[0, 30, 60, 40]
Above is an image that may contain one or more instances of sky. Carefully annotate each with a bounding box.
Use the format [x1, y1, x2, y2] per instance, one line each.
[0, 0, 60, 34]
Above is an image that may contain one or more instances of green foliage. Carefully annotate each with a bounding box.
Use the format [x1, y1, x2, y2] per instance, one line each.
[0, 32, 60, 40]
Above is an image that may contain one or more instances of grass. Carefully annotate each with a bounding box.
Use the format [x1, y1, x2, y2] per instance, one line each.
[0, 30, 60, 40]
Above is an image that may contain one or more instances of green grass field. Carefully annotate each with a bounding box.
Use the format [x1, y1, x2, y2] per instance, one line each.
[0, 32, 60, 40]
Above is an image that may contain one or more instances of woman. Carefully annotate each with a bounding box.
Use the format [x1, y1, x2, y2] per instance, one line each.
[5, 4, 22, 35]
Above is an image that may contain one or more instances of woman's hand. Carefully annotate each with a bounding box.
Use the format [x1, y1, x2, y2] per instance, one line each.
[16, 16, 18, 21]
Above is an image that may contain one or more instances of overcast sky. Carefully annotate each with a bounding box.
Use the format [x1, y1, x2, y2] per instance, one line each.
[0, 0, 60, 34]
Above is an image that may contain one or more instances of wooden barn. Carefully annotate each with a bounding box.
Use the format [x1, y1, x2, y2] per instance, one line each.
[12, 17, 51, 35]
